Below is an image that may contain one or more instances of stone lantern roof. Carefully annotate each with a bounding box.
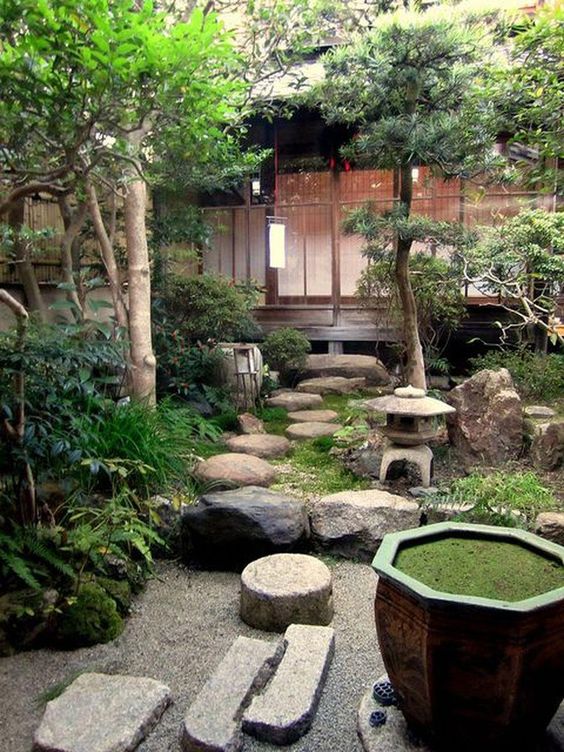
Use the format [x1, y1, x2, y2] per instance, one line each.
[364, 385, 456, 418]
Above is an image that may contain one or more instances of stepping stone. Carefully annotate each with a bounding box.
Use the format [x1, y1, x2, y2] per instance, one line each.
[240, 553, 333, 632]
[182, 636, 284, 752]
[195, 453, 277, 488]
[525, 405, 556, 419]
[302, 354, 390, 386]
[225, 433, 291, 459]
[33, 672, 171, 752]
[286, 421, 343, 440]
[238, 412, 266, 434]
[181, 486, 310, 567]
[297, 376, 366, 395]
[310, 489, 420, 562]
[287, 409, 339, 424]
[265, 392, 323, 411]
[243, 624, 335, 744]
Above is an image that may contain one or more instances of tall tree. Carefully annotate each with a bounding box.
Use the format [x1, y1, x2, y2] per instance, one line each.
[313, 9, 505, 388]
[0, 0, 255, 401]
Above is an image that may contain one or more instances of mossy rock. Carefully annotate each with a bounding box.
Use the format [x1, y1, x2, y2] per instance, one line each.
[57, 583, 123, 648]
[96, 577, 132, 615]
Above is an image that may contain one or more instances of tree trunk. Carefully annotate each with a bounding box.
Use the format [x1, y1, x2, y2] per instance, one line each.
[58, 196, 86, 319]
[124, 176, 156, 403]
[86, 181, 129, 333]
[0, 290, 36, 524]
[8, 200, 48, 323]
[396, 164, 426, 390]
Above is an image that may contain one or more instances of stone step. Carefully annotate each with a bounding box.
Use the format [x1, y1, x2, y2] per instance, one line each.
[265, 392, 323, 411]
[296, 376, 367, 395]
[182, 636, 284, 752]
[225, 433, 291, 459]
[34, 672, 172, 752]
[287, 409, 339, 424]
[286, 421, 343, 440]
[243, 624, 335, 745]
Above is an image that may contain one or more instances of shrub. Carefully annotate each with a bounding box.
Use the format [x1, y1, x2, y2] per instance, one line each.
[57, 583, 123, 648]
[260, 328, 311, 378]
[154, 274, 261, 343]
[470, 349, 564, 402]
[431, 471, 557, 529]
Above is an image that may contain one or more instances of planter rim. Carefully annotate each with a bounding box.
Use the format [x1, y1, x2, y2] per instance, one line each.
[372, 522, 564, 613]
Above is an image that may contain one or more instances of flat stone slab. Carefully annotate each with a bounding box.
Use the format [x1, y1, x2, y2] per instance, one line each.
[225, 434, 291, 459]
[535, 511, 564, 547]
[265, 392, 323, 411]
[33, 672, 172, 752]
[296, 376, 367, 395]
[311, 489, 421, 561]
[182, 636, 284, 752]
[302, 354, 390, 386]
[525, 405, 556, 419]
[243, 624, 335, 744]
[195, 453, 277, 488]
[286, 422, 343, 440]
[357, 677, 432, 752]
[181, 486, 309, 567]
[287, 409, 339, 424]
[240, 553, 333, 632]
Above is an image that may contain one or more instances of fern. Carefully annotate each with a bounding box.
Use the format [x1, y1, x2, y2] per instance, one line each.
[0, 527, 75, 590]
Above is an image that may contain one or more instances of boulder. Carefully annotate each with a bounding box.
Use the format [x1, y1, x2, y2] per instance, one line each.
[310, 489, 421, 561]
[286, 422, 343, 440]
[265, 392, 323, 411]
[446, 368, 523, 467]
[302, 354, 390, 386]
[195, 453, 277, 488]
[530, 420, 564, 471]
[238, 412, 266, 434]
[296, 376, 366, 395]
[535, 512, 564, 547]
[225, 434, 291, 459]
[287, 409, 339, 424]
[33, 673, 171, 752]
[181, 486, 310, 567]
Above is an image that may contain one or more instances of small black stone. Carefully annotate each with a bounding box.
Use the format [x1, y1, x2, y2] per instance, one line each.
[369, 709, 387, 728]
[373, 680, 397, 706]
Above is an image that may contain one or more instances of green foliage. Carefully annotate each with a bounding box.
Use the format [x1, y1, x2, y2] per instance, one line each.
[356, 247, 466, 363]
[432, 471, 557, 529]
[463, 210, 564, 348]
[258, 406, 290, 436]
[260, 328, 311, 378]
[470, 349, 564, 402]
[495, 4, 564, 189]
[155, 274, 261, 343]
[0, 525, 75, 591]
[69, 400, 208, 496]
[95, 577, 131, 616]
[57, 583, 123, 648]
[313, 8, 505, 177]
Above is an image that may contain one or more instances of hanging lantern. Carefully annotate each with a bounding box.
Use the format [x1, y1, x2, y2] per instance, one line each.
[268, 216, 286, 269]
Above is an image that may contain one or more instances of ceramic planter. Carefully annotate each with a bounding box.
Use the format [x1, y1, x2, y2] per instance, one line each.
[372, 522, 564, 752]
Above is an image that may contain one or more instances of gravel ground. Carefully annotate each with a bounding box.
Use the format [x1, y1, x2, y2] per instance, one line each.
[0, 558, 382, 752]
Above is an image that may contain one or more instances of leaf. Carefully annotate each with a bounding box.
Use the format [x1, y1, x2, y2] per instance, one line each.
[49, 299, 79, 311]
[88, 299, 115, 312]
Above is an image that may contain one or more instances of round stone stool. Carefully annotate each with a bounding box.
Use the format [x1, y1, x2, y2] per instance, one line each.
[240, 553, 334, 632]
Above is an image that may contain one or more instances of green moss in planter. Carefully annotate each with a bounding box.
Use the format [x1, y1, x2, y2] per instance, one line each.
[57, 583, 123, 648]
[395, 537, 564, 602]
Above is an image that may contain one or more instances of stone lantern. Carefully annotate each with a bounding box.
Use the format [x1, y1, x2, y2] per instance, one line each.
[364, 385, 456, 487]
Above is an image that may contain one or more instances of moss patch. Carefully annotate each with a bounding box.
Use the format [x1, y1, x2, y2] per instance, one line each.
[271, 440, 370, 498]
[395, 537, 564, 602]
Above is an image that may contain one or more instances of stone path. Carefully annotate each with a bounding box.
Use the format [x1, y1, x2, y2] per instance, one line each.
[225, 434, 291, 459]
[297, 376, 367, 395]
[243, 625, 335, 745]
[182, 636, 284, 752]
[286, 422, 343, 440]
[195, 453, 277, 487]
[240, 554, 333, 632]
[287, 409, 339, 423]
[265, 392, 323, 411]
[34, 673, 172, 752]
